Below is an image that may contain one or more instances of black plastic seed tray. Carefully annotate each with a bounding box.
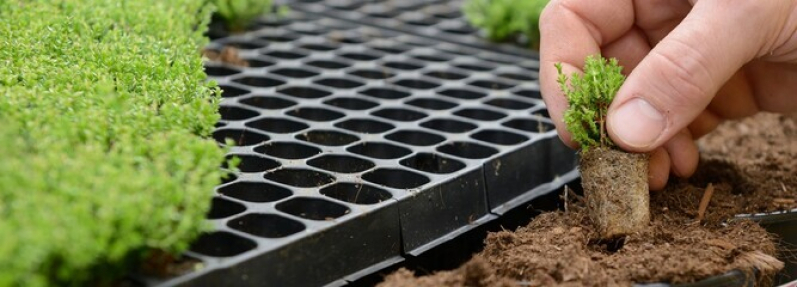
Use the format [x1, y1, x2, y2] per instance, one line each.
[286, 0, 539, 59]
[138, 10, 577, 287]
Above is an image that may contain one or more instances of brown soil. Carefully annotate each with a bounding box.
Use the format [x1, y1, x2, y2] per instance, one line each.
[580, 147, 649, 238]
[202, 46, 248, 67]
[378, 113, 797, 286]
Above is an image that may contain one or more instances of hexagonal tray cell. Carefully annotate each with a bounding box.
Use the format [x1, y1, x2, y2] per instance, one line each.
[189, 231, 257, 257]
[262, 50, 308, 60]
[320, 183, 392, 205]
[503, 119, 556, 133]
[469, 79, 515, 90]
[240, 58, 274, 68]
[471, 130, 529, 146]
[400, 153, 465, 174]
[359, 87, 410, 100]
[307, 155, 375, 173]
[438, 88, 487, 100]
[286, 107, 345, 122]
[453, 62, 495, 72]
[276, 197, 351, 220]
[421, 119, 477, 133]
[219, 106, 259, 121]
[513, 89, 542, 100]
[314, 77, 365, 89]
[246, 118, 309, 134]
[205, 65, 241, 77]
[228, 213, 306, 238]
[305, 59, 351, 69]
[255, 142, 321, 160]
[220, 40, 267, 50]
[278, 86, 333, 99]
[224, 154, 281, 172]
[349, 69, 395, 80]
[207, 197, 247, 220]
[484, 98, 536, 110]
[296, 130, 360, 146]
[218, 84, 250, 98]
[264, 169, 336, 188]
[335, 119, 395, 134]
[218, 181, 292, 203]
[347, 142, 412, 160]
[372, 108, 428, 122]
[385, 130, 445, 146]
[212, 129, 269, 146]
[393, 78, 440, 90]
[382, 60, 423, 71]
[270, 67, 320, 79]
[338, 51, 383, 61]
[437, 141, 499, 159]
[299, 42, 340, 51]
[232, 76, 286, 88]
[499, 72, 536, 82]
[362, 168, 430, 189]
[453, 108, 507, 121]
[405, 98, 458, 110]
[324, 97, 379, 110]
[240, 96, 297, 109]
[424, 70, 468, 80]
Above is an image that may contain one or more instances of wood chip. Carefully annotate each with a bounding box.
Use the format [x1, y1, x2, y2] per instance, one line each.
[696, 183, 715, 222]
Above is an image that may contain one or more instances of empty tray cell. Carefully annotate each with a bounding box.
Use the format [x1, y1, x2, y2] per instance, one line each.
[287, 107, 345, 122]
[454, 63, 495, 72]
[499, 72, 536, 82]
[382, 61, 423, 71]
[221, 40, 267, 50]
[400, 153, 465, 174]
[338, 51, 383, 61]
[406, 98, 458, 110]
[324, 97, 379, 110]
[335, 119, 395, 134]
[471, 130, 529, 145]
[258, 34, 298, 43]
[400, 13, 439, 26]
[410, 53, 452, 63]
[233, 76, 286, 88]
[276, 198, 351, 220]
[204, 65, 241, 77]
[308, 155, 376, 173]
[437, 141, 499, 159]
[362, 168, 430, 189]
[265, 169, 335, 188]
[514, 89, 542, 100]
[440, 25, 477, 35]
[296, 130, 360, 146]
[435, 44, 478, 56]
[438, 88, 486, 100]
[278, 86, 332, 99]
[361, 4, 401, 18]
[386, 130, 445, 146]
[326, 0, 364, 10]
[426, 5, 462, 19]
[256, 142, 321, 159]
[218, 181, 292, 203]
[241, 58, 274, 68]
[424, 70, 468, 80]
[306, 59, 351, 69]
[207, 197, 246, 219]
[246, 118, 309, 134]
[469, 79, 515, 90]
[321, 183, 392, 205]
[189, 231, 256, 257]
[314, 77, 365, 89]
[484, 99, 535, 110]
[349, 69, 395, 80]
[348, 142, 412, 159]
[240, 96, 297, 109]
[372, 108, 427, 122]
[221, 172, 238, 185]
[503, 119, 555, 133]
[218, 84, 250, 98]
[263, 50, 308, 60]
[478, 53, 517, 64]
[394, 78, 440, 90]
[359, 87, 410, 99]
[290, 23, 330, 36]
[300, 42, 340, 51]
[368, 42, 410, 54]
[224, 154, 281, 172]
[270, 67, 319, 79]
[213, 129, 269, 146]
[228, 213, 306, 238]
[421, 119, 477, 133]
[219, 106, 259, 121]
[530, 109, 550, 118]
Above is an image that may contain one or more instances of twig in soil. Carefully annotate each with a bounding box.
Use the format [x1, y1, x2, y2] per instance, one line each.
[696, 183, 715, 222]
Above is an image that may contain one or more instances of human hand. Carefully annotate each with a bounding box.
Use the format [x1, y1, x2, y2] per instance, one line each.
[539, 0, 797, 190]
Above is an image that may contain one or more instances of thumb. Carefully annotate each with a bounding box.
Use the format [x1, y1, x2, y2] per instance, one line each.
[607, 1, 766, 152]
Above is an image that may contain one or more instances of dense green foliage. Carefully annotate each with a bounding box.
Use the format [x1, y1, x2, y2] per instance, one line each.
[462, 0, 549, 49]
[0, 0, 225, 285]
[556, 56, 626, 151]
[211, 0, 275, 31]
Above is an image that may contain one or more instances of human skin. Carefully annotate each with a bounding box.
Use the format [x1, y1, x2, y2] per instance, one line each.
[538, 0, 797, 190]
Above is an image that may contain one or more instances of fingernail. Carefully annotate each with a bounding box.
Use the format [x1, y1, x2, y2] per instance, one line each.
[610, 98, 665, 148]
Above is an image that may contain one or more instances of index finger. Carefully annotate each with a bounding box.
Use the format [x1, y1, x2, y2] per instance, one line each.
[538, 0, 635, 148]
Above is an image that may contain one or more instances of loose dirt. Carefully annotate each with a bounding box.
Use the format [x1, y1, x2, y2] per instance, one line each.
[378, 113, 797, 286]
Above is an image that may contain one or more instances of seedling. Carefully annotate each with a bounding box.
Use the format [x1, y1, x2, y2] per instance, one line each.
[462, 0, 549, 49]
[556, 55, 650, 239]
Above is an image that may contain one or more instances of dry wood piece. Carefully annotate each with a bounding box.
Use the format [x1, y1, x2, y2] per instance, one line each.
[696, 183, 715, 222]
[202, 46, 249, 67]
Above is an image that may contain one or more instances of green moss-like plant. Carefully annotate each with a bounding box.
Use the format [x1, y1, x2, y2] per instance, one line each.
[555, 55, 625, 151]
[0, 0, 226, 285]
[462, 0, 549, 49]
[211, 0, 284, 32]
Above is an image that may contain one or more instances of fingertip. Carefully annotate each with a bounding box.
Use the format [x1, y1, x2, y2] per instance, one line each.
[648, 147, 670, 191]
[664, 130, 699, 178]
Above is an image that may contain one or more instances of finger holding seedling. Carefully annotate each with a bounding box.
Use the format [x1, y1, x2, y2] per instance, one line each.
[540, 0, 797, 190]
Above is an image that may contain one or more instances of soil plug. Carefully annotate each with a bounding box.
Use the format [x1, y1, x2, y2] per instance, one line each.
[556, 56, 650, 239]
